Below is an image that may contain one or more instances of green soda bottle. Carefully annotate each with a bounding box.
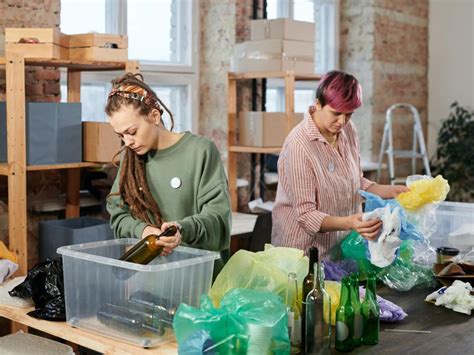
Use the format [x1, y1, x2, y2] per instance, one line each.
[335, 276, 354, 352]
[361, 272, 380, 345]
[350, 272, 363, 347]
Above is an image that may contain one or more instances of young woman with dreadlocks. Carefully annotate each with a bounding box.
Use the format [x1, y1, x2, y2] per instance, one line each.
[106, 73, 231, 273]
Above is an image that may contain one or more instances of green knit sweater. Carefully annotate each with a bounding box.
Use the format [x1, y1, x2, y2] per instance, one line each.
[106, 132, 232, 264]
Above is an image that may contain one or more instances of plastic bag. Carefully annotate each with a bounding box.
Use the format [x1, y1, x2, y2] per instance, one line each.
[173, 289, 290, 355]
[9, 259, 65, 321]
[359, 190, 423, 242]
[209, 246, 307, 308]
[396, 175, 450, 211]
[341, 231, 434, 291]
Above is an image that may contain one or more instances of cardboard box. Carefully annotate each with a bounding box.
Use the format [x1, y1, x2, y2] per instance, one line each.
[0, 102, 82, 165]
[233, 39, 314, 74]
[239, 112, 304, 147]
[251, 19, 315, 42]
[82, 121, 122, 163]
[5, 28, 68, 59]
[68, 33, 128, 61]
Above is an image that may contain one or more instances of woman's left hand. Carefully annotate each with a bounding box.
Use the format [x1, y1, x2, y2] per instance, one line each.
[367, 183, 409, 199]
[159, 221, 182, 256]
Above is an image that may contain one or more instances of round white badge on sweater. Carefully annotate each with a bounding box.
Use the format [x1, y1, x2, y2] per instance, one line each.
[328, 162, 335, 172]
[170, 177, 181, 189]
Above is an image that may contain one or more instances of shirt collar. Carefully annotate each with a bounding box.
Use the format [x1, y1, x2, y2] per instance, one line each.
[304, 111, 348, 145]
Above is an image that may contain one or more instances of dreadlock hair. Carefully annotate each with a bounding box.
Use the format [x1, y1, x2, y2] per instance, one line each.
[105, 73, 175, 229]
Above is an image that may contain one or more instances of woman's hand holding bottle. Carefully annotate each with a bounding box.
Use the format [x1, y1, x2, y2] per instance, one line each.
[141, 222, 182, 256]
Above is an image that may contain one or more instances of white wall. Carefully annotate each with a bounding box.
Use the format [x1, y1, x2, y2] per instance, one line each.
[428, 0, 474, 158]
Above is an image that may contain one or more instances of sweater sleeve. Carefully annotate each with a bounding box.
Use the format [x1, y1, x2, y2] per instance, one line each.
[106, 171, 148, 239]
[177, 142, 232, 252]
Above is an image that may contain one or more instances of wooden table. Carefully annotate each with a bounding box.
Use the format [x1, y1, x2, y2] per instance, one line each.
[2, 284, 473, 354]
[0, 305, 178, 354]
[230, 212, 258, 255]
[350, 285, 474, 354]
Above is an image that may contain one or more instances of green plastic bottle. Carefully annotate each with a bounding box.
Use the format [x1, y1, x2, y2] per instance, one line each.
[350, 272, 363, 347]
[361, 272, 380, 345]
[335, 276, 354, 352]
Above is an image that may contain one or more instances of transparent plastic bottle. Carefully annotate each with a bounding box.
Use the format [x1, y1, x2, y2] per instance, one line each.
[305, 262, 331, 354]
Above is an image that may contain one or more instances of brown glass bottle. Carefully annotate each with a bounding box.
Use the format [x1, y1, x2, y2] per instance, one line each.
[301, 246, 318, 349]
[119, 225, 178, 264]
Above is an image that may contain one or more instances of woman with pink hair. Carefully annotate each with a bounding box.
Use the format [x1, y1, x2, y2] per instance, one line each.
[271, 70, 407, 259]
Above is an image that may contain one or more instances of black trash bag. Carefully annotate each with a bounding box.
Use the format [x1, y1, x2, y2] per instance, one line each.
[9, 258, 66, 321]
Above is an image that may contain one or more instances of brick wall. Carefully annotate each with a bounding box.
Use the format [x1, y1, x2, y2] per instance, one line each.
[340, 0, 429, 182]
[0, 0, 62, 267]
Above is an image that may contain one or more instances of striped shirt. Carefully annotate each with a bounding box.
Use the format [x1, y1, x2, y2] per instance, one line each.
[271, 113, 374, 259]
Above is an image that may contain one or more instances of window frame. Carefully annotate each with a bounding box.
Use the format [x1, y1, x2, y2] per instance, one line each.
[60, 0, 199, 133]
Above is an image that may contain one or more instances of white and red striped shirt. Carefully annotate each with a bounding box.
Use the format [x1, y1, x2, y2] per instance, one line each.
[271, 113, 374, 259]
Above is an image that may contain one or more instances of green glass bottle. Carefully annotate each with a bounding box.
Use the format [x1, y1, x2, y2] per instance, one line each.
[119, 225, 178, 264]
[361, 272, 380, 345]
[350, 272, 363, 347]
[285, 272, 301, 353]
[302, 247, 318, 349]
[335, 276, 354, 352]
[305, 262, 331, 354]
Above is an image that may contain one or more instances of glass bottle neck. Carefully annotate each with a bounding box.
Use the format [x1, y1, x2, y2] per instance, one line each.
[365, 277, 377, 300]
[308, 249, 318, 274]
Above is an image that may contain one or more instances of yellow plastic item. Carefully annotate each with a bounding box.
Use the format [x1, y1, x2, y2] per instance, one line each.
[209, 245, 308, 310]
[0, 241, 17, 263]
[396, 175, 450, 210]
[325, 280, 341, 326]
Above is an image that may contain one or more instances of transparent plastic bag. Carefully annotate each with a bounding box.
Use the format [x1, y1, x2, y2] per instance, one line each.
[209, 246, 307, 308]
[396, 175, 450, 211]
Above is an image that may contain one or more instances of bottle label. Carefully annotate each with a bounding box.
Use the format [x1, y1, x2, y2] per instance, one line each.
[354, 314, 363, 338]
[336, 321, 349, 341]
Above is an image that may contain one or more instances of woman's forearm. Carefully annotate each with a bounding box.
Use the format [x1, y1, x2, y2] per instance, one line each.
[320, 215, 351, 233]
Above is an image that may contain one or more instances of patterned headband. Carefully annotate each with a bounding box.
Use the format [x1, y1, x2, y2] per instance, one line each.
[108, 84, 163, 113]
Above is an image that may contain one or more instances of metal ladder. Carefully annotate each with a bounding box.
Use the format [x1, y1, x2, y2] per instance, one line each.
[376, 103, 431, 184]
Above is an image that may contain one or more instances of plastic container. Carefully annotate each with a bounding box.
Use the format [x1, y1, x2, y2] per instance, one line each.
[429, 202, 474, 251]
[436, 247, 460, 264]
[58, 239, 219, 347]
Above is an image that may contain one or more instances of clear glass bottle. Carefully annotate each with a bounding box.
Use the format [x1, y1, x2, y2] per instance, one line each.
[285, 272, 301, 353]
[305, 262, 331, 354]
[350, 272, 363, 347]
[362, 272, 380, 345]
[335, 276, 354, 352]
[302, 247, 318, 349]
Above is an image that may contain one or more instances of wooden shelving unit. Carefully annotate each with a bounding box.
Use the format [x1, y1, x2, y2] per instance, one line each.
[0, 52, 139, 276]
[227, 71, 321, 210]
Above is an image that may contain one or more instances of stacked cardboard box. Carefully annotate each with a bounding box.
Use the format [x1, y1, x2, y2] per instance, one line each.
[239, 112, 304, 147]
[233, 18, 315, 74]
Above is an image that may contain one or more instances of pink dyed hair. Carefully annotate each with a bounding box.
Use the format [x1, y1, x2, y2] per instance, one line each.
[315, 70, 362, 113]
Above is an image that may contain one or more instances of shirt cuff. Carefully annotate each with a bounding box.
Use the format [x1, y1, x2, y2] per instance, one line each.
[133, 222, 148, 239]
[361, 177, 376, 191]
[177, 218, 195, 245]
[298, 209, 329, 234]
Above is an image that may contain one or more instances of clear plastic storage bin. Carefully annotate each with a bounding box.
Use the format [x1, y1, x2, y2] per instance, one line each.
[429, 201, 474, 251]
[58, 239, 220, 347]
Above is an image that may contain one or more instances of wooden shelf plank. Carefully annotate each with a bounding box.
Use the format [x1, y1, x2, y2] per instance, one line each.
[0, 162, 104, 174]
[229, 145, 281, 154]
[0, 305, 177, 354]
[0, 163, 9, 176]
[26, 162, 103, 171]
[228, 71, 322, 81]
[0, 56, 127, 71]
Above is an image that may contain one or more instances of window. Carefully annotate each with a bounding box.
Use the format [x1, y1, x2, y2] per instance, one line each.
[265, 0, 339, 113]
[60, 0, 198, 133]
